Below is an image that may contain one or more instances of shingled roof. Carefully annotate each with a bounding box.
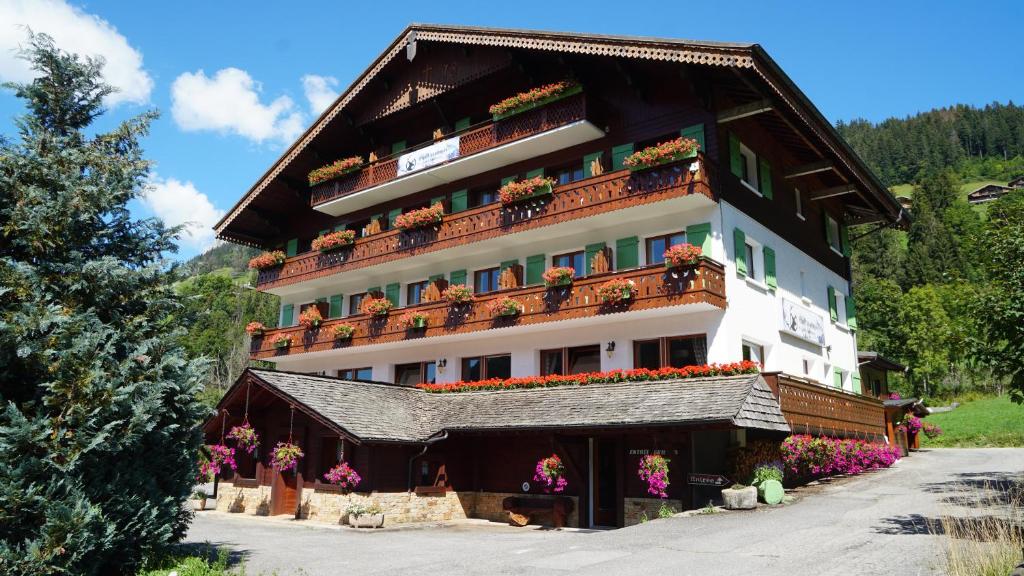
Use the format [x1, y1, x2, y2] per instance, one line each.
[231, 368, 789, 443]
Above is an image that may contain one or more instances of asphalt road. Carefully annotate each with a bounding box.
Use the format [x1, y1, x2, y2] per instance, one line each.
[184, 448, 1024, 576]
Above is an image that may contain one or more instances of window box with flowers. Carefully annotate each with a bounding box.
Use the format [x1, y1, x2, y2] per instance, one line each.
[489, 296, 522, 318]
[401, 311, 429, 330]
[490, 80, 581, 120]
[442, 284, 474, 305]
[248, 250, 286, 271]
[542, 267, 575, 288]
[663, 243, 702, 268]
[394, 203, 444, 232]
[597, 278, 637, 304]
[245, 321, 267, 337]
[308, 156, 364, 186]
[333, 323, 356, 340]
[499, 176, 556, 206]
[299, 307, 323, 330]
[272, 335, 292, 349]
[361, 297, 393, 318]
[312, 229, 356, 252]
[623, 137, 700, 172]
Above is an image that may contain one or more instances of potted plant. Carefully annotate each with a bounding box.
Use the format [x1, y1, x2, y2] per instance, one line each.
[333, 323, 356, 340]
[298, 307, 323, 330]
[192, 489, 209, 511]
[346, 503, 385, 528]
[638, 454, 670, 498]
[361, 297, 393, 318]
[489, 80, 581, 120]
[248, 250, 286, 271]
[245, 321, 267, 337]
[533, 454, 567, 493]
[922, 421, 943, 440]
[401, 311, 429, 330]
[308, 156, 364, 186]
[750, 462, 785, 505]
[442, 284, 474, 305]
[312, 229, 356, 252]
[663, 243, 702, 268]
[198, 444, 237, 482]
[622, 137, 700, 171]
[721, 483, 757, 510]
[270, 442, 303, 472]
[393, 203, 444, 232]
[272, 335, 292, 349]
[498, 175, 556, 206]
[323, 461, 362, 491]
[489, 296, 521, 318]
[597, 278, 637, 304]
[227, 422, 259, 455]
[542, 266, 575, 288]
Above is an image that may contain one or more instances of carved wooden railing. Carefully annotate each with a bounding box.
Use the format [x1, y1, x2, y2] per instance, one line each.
[310, 92, 589, 207]
[764, 374, 887, 440]
[258, 156, 716, 290]
[251, 259, 726, 359]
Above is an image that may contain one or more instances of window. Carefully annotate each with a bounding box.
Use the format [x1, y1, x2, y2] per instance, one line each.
[339, 367, 372, 380]
[461, 354, 512, 381]
[741, 340, 764, 364]
[540, 348, 564, 376]
[645, 231, 688, 265]
[795, 188, 805, 220]
[395, 361, 436, 386]
[799, 270, 807, 299]
[541, 345, 601, 375]
[299, 301, 329, 318]
[739, 142, 759, 193]
[552, 251, 585, 277]
[349, 293, 367, 316]
[407, 280, 430, 306]
[474, 267, 501, 294]
[826, 214, 842, 253]
[555, 165, 584, 186]
[744, 243, 756, 279]
[633, 335, 708, 370]
[469, 188, 497, 208]
[834, 291, 848, 327]
[802, 358, 814, 377]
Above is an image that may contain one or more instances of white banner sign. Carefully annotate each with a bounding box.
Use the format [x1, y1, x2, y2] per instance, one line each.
[396, 136, 460, 176]
[779, 298, 825, 346]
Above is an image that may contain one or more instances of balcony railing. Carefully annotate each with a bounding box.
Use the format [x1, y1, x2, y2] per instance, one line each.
[257, 156, 716, 290]
[763, 374, 887, 440]
[251, 259, 726, 360]
[310, 91, 590, 208]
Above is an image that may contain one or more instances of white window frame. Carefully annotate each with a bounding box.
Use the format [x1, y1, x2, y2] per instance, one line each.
[742, 236, 768, 290]
[802, 357, 816, 378]
[826, 214, 843, 255]
[795, 188, 805, 220]
[741, 339, 765, 365]
[833, 290, 850, 330]
[738, 142, 760, 195]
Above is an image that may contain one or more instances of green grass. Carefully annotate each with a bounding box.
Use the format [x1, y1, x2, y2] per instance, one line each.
[923, 395, 1024, 448]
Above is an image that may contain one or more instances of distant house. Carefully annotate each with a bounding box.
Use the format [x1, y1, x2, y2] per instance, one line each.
[967, 183, 1012, 204]
[895, 195, 912, 210]
[1008, 175, 1024, 189]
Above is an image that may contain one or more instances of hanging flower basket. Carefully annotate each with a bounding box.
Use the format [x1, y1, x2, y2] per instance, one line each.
[299, 307, 323, 330]
[245, 321, 267, 337]
[308, 156, 364, 186]
[333, 323, 356, 340]
[663, 243, 702, 268]
[394, 203, 444, 232]
[533, 454, 567, 493]
[312, 229, 356, 252]
[401, 311, 429, 330]
[597, 278, 637, 304]
[198, 444, 237, 482]
[272, 335, 292, 349]
[324, 461, 362, 490]
[227, 423, 260, 455]
[638, 454, 670, 498]
[623, 137, 700, 172]
[489, 80, 581, 120]
[361, 297, 393, 317]
[270, 441, 304, 472]
[542, 266, 575, 288]
[499, 176, 555, 206]
[489, 297, 521, 318]
[442, 284, 474, 305]
[248, 250, 286, 270]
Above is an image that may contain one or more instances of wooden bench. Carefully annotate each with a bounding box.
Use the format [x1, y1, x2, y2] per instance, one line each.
[502, 496, 574, 528]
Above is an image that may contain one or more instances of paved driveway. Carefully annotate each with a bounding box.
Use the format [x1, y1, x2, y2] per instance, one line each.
[184, 448, 1024, 576]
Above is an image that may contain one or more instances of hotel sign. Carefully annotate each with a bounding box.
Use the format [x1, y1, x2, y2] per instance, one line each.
[396, 137, 460, 176]
[779, 298, 825, 346]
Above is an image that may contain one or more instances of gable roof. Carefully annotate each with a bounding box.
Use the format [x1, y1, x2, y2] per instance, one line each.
[222, 368, 789, 443]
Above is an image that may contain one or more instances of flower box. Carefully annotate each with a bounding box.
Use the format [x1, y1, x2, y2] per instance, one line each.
[245, 321, 266, 337]
[597, 278, 637, 304]
[663, 243, 702, 268]
[489, 297, 521, 317]
[361, 297, 393, 317]
[248, 250, 286, 270]
[298, 307, 323, 330]
[349, 513, 385, 529]
[542, 267, 575, 288]
[401, 311, 429, 330]
[312, 230, 356, 252]
[442, 284, 474, 305]
[623, 137, 700, 172]
[308, 156, 364, 186]
[394, 203, 444, 232]
[333, 323, 356, 340]
[490, 81, 581, 121]
[272, 335, 292, 349]
[499, 176, 555, 206]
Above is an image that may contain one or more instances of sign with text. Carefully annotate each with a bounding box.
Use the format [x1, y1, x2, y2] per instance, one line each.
[396, 137, 460, 176]
[779, 297, 826, 346]
[687, 473, 731, 487]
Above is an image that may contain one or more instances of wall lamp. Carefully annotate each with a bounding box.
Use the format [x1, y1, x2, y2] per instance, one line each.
[606, 341, 616, 358]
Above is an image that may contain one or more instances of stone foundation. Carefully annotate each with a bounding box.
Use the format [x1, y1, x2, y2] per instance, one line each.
[472, 492, 580, 528]
[215, 484, 272, 515]
[624, 497, 683, 526]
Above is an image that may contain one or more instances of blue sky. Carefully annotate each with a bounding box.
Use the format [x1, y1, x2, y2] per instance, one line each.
[1, 0, 1021, 259]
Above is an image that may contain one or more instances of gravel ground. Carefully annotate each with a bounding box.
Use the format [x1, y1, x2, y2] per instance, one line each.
[184, 448, 1024, 576]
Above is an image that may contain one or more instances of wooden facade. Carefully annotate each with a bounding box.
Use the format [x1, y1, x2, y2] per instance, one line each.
[761, 372, 887, 440]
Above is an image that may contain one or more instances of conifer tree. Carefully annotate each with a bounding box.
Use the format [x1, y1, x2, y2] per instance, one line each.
[0, 34, 208, 574]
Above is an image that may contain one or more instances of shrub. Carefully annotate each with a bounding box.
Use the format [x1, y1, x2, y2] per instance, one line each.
[780, 435, 900, 479]
[657, 502, 676, 519]
[750, 462, 784, 485]
[308, 156, 363, 186]
[442, 284, 474, 305]
[248, 250, 286, 270]
[393, 203, 444, 231]
[311, 229, 356, 252]
[542, 266, 575, 287]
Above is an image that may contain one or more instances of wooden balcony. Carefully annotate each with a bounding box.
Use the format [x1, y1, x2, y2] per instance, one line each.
[250, 259, 726, 360]
[310, 91, 599, 214]
[762, 373, 887, 440]
[258, 156, 716, 290]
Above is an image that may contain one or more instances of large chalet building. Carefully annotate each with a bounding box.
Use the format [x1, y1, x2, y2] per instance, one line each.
[205, 25, 905, 528]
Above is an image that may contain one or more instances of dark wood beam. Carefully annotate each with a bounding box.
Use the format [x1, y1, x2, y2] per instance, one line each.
[809, 184, 858, 201]
[785, 160, 835, 179]
[717, 99, 773, 123]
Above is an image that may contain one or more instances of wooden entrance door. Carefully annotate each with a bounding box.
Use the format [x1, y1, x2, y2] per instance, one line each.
[592, 439, 619, 527]
[270, 470, 299, 516]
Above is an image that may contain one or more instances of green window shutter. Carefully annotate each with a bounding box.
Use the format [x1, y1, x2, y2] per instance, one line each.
[525, 254, 546, 285]
[729, 133, 743, 178]
[391, 140, 406, 154]
[680, 123, 705, 155]
[500, 175, 517, 186]
[431, 196, 446, 210]
[763, 246, 777, 291]
[315, 297, 327, 304]
[852, 373, 862, 393]
[840, 224, 851, 257]
[449, 269, 467, 286]
[285, 238, 298, 257]
[385, 283, 400, 306]
[428, 274, 444, 285]
[454, 117, 471, 132]
[615, 236, 639, 270]
[387, 208, 402, 228]
[367, 286, 381, 297]
[333, 223, 347, 232]
[500, 259, 518, 272]
[525, 168, 544, 179]
[612, 143, 634, 171]
[583, 152, 603, 178]
[451, 189, 468, 213]
[328, 294, 343, 319]
[833, 368, 843, 388]
[685, 223, 712, 258]
[759, 158, 773, 199]
[827, 286, 838, 322]
[584, 242, 606, 276]
[319, 229, 329, 237]
[845, 294, 858, 330]
[280, 304, 294, 327]
[733, 228, 747, 277]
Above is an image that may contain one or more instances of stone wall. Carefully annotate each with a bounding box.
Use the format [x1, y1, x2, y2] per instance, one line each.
[623, 497, 683, 526]
[474, 492, 580, 528]
[215, 484, 272, 515]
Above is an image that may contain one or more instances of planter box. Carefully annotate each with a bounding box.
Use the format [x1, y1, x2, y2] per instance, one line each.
[626, 153, 696, 173]
[349, 513, 385, 528]
[502, 182, 553, 206]
[721, 486, 757, 510]
[492, 85, 583, 121]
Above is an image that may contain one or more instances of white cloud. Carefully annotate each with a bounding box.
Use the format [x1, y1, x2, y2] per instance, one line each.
[302, 74, 339, 115]
[141, 175, 225, 252]
[0, 0, 153, 105]
[171, 67, 305, 145]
